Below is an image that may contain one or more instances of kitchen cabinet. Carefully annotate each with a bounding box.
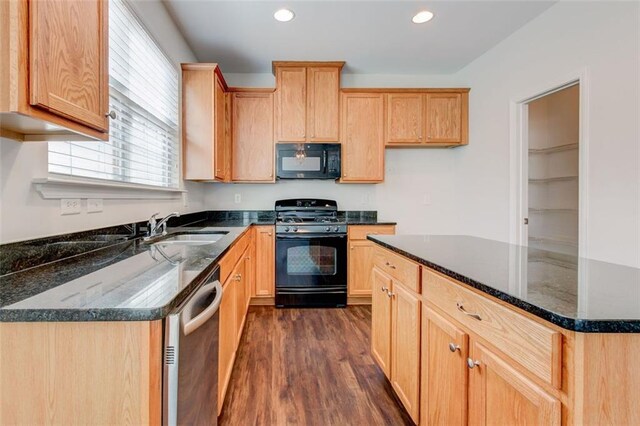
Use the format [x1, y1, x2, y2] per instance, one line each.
[253, 226, 275, 298]
[234, 253, 247, 345]
[371, 248, 422, 424]
[371, 267, 393, 377]
[182, 63, 229, 181]
[384, 90, 469, 147]
[390, 280, 421, 423]
[347, 225, 396, 300]
[340, 92, 385, 182]
[231, 91, 275, 182]
[274, 61, 343, 142]
[468, 342, 561, 426]
[0, 0, 110, 141]
[218, 271, 237, 414]
[385, 93, 424, 144]
[421, 306, 468, 426]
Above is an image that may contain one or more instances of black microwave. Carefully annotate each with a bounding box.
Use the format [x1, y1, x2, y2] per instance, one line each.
[276, 143, 341, 180]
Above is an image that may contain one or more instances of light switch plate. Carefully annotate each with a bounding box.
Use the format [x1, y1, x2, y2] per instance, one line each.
[61, 199, 81, 215]
[87, 199, 103, 213]
[234, 194, 241, 204]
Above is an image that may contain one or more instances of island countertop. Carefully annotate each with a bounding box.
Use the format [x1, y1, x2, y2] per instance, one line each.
[368, 234, 640, 333]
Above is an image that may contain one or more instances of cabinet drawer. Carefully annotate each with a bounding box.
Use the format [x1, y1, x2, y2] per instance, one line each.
[374, 247, 420, 293]
[348, 225, 396, 240]
[423, 268, 561, 388]
[219, 231, 251, 284]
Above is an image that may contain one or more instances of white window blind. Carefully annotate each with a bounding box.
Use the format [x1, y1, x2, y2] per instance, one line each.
[48, 0, 180, 188]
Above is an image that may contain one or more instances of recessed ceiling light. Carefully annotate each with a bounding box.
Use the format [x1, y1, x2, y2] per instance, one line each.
[274, 8, 295, 22]
[412, 10, 434, 24]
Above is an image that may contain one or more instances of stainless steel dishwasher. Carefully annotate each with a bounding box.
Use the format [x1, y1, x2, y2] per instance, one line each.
[163, 267, 222, 425]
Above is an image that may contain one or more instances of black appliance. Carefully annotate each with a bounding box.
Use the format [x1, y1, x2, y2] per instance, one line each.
[275, 199, 347, 307]
[276, 143, 341, 180]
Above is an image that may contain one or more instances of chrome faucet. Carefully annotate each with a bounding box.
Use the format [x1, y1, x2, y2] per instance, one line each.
[146, 211, 180, 240]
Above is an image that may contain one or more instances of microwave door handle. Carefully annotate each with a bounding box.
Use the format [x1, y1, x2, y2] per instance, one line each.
[323, 151, 328, 174]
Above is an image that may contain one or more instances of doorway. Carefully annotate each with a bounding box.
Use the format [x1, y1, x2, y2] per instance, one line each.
[525, 83, 580, 263]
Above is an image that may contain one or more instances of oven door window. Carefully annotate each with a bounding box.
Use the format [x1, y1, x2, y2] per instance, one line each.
[276, 235, 347, 288]
[286, 245, 337, 276]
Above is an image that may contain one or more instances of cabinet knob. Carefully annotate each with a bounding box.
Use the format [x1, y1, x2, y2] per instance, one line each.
[467, 358, 481, 369]
[448, 343, 461, 353]
[387, 291, 394, 298]
[105, 110, 117, 120]
[381, 286, 388, 292]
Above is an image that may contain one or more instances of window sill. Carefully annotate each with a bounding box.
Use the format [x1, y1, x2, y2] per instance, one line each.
[33, 175, 186, 200]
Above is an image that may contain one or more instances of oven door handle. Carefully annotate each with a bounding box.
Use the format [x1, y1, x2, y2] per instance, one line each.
[276, 234, 346, 240]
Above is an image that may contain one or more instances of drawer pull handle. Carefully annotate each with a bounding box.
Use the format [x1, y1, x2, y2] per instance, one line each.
[467, 358, 481, 369]
[385, 261, 396, 270]
[448, 343, 460, 353]
[457, 302, 482, 321]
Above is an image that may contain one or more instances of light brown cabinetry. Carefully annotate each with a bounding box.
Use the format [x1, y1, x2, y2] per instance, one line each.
[1, 0, 110, 141]
[371, 267, 393, 377]
[182, 63, 229, 181]
[421, 306, 468, 426]
[384, 90, 469, 147]
[218, 272, 237, 413]
[274, 61, 343, 142]
[340, 92, 385, 182]
[347, 225, 396, 300]
[253, 225, 275, 298]
[231, 91, 275, 182]
[468, 342, 561, 426]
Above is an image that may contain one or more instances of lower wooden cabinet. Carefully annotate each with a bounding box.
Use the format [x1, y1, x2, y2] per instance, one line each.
[253, 226, 275, 298]
[347, 225, 396, 299]
[421, 306, 469, 426]
[371, 265, 421, 424]
[468, 342, 561, 426]
[390, 282, 421, 423]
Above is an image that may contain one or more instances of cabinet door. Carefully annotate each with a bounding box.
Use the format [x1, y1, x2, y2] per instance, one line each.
[214, 75, 228, 180]
[218, 278, 237, 413]
[234, 259, 247, 344]
[29, 0, 108, 132]
[371, 267, 393, 377]
[421, 306, 469, 426]
[276, 67, 306, 141]
[348, 240, 374, 296]
[231, 92, 275, 181]
[307, 67, 340, 142]
[341, 93, 385, 182]
[245, 241, 255, 308]
[390, 282, 421, 423]
[468, 342, 561, 426]
[385, 93, 424, 144]
[254, 226, 275, 297]
[425, 92, 466, 144]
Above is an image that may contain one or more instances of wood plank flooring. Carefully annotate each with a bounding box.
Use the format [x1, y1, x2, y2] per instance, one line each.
[219, 306, 413, 426]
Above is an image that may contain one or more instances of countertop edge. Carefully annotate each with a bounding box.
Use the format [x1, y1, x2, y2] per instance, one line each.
[368, 236, 640, 333]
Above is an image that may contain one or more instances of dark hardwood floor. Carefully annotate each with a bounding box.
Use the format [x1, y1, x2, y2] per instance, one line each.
[219, 306, 413, 426]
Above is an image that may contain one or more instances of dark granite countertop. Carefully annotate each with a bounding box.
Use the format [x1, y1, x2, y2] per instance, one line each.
[368, 235, 640, 333]
[0, 225, 249, 322]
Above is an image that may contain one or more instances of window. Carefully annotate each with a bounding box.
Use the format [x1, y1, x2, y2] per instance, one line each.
[48, 0, 180, 188]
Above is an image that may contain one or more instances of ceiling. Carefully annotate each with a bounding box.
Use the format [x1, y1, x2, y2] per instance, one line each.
[162, 1, 555, 75]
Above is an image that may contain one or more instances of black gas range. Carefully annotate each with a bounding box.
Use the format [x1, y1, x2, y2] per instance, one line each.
[274, 199, 347, 308]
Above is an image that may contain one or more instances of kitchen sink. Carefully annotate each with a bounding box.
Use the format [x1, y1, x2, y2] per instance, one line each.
[150, 232, 228, 246]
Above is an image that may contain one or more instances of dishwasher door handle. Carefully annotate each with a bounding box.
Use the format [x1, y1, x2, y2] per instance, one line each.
[182, 280, 223, 336]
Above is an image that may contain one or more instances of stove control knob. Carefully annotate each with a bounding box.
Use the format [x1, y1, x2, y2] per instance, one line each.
[284, 227, 290, 232]
[334, 226, 340, 232]
[293, 227, 298, 232]
[325, 226, 330, 232]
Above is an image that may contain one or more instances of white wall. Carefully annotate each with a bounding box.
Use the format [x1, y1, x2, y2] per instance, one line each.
[451, 1, 639, 267]
[0, 0, 205, 243]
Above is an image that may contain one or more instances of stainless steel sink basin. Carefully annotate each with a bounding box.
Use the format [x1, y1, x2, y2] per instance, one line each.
[151, 232, 227, 246]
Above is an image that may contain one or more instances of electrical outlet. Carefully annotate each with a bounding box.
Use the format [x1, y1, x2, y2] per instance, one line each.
[87, 199, 103, 213]
[234, 193, 241, 204]
[61, 199, 81, 215]
[422, 193, 432, 206]
[182, 192, 189, 208]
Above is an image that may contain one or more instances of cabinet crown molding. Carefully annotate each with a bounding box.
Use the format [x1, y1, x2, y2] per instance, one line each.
[272, 61, 346, 74]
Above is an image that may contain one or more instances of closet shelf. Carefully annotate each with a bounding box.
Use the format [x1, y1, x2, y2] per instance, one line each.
[528, 143, 578, 155]
[529, 175, 578, 184]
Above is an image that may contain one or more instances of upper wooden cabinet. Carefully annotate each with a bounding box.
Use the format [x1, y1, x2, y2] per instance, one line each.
[274, 61, 344, 142]
[384, 90, 469, 147]
[181, 63, 230, 181]
[340, 92, 385, 183]
[231, 91, 275, 182]
[0, 0, 110, 141]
